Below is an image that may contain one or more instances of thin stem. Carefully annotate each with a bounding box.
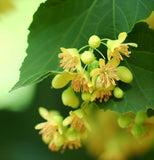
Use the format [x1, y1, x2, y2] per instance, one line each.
[101, 38, 110, 41]
[101, 42, 108, 47]
[94, 48, 106, 59]
[83, 64, 88, 70]
[79, 45, 90, 52]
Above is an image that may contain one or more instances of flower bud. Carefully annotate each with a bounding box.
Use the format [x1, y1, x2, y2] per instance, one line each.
[135, 111, 147, 125]
[62, 87, 79, 108]
[131, 124, 149, 137]
[81, 92, 91, 102]
[66, 128, 80, 141]
[116, 66, 133, 83]
[53, 133, 65, 147]
[88, 35, 101, 48]
[42, 135, 52, 144]
[52, 73, 72, 89]
[118, 115, 132, 128]
[113, 87, 124, 99]
[88, 60, 99, 73]
[81, 51, 96, 64]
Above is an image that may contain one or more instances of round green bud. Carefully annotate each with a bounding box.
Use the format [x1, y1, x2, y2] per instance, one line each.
[118, 115, 132, 128]
[81, 51, 96, 64]
[88, 35, 101, 48]
[52, 73, 72, 89]
[54, 133, 65, 147]
[42, 135, 52, 144]
[88, 60, 99, 73]
[135, 111, 147, 125]
[52, 115, 63, 125]
[113, 87, 124, 99]
[66, 128, 80, 141]
[62, 87, 79, 108]
[81, 92, 91, 102]
[116, 66, 133, 83]
[131, 124, 149, 137]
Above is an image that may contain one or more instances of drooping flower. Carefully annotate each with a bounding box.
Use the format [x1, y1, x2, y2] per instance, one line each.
[63, 109, 91, 132]
[52, 71, 91, 93]
[48, 132, 65, 152]
[90, 58, 120, 89]
[35, 107, 63, 137]
[58, 47, 83, 72]
[48, 128, 82, 153]
[71, 73, 89, 92]
[106, 32, 138, 61]
[62, 128, 82, 152]
[91, 85, 114, 102]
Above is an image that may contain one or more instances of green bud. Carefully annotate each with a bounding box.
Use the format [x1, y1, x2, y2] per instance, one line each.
[81, 51, 96, 64]
[88, 60, 99, 73]
[118, 115, 132, 128]
[52, 115, 63, 125]
[88, 35, 101, 48]
[113, 87, 124, 99]
[54, 133, 65, 147]
[131, 124, 149, 137]
[62, 87, 79, 108]
[116, 66, 133, 83]
[135, 111, 147, 125]
[66, 128, 80, 141]
[81, 92, 91, 102]
[52, 73, 72, 89]
[42, 135, 52, 144]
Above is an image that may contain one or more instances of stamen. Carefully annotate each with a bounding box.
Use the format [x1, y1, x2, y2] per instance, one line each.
[71, 74, 89, 92]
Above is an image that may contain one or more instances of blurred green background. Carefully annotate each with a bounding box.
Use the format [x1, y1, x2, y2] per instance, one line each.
[0, 77, 154, 160]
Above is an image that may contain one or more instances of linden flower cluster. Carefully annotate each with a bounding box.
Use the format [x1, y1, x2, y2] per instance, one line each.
[35, 32, 138, 152]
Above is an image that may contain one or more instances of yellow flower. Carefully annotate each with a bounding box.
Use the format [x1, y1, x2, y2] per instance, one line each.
[52, 71, 90, 93]
[48, 128, 82, 153]
[62, 128, 82, 153]
[48, 132, 65, 152]
[91, 85, 115, 102]
[90, 58, 119, 88]
[63, 109, 91, 132]
[58, 47, 83, 72]
[107, 32, 138, 61]
[35, 107, 63, 137]
[71, 73, 89, 92]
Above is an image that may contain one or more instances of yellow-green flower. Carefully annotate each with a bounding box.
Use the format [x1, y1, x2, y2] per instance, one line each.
[48, 128, 82, 153]
[107, 32, 138, 61]
[35, 107, 63, 137]
[91, 85, 115, 102]
[52, 71, 90, 93]
[58, 47, 83, 72]
[90, 58, 119, 89]
[63, 109, 91, 132]
[62, 128, 82, 152]
[48, 132, 65, 152]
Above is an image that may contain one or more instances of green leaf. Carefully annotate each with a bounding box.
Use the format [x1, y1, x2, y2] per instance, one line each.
[12, 0, 154, 91]
[101, 22, 154, 114]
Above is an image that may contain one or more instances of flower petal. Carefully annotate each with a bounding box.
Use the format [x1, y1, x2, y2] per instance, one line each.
[99, 58, 105, 67]
[108, 57, 120, 67]
[126, 43, 138, 47]
[118, 32, 127, 43]
[39, 107, 49, 120]
[63, 116, 74, 126]
[35, 122, 46, 130]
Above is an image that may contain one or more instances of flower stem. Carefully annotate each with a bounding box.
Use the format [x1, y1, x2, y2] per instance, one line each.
[101, 42, 108, 47]
[101, 38, 110, 41]
[83, 64, 88, 70]
[94, 48, 106, 59]
[79, 45, 90, 52]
